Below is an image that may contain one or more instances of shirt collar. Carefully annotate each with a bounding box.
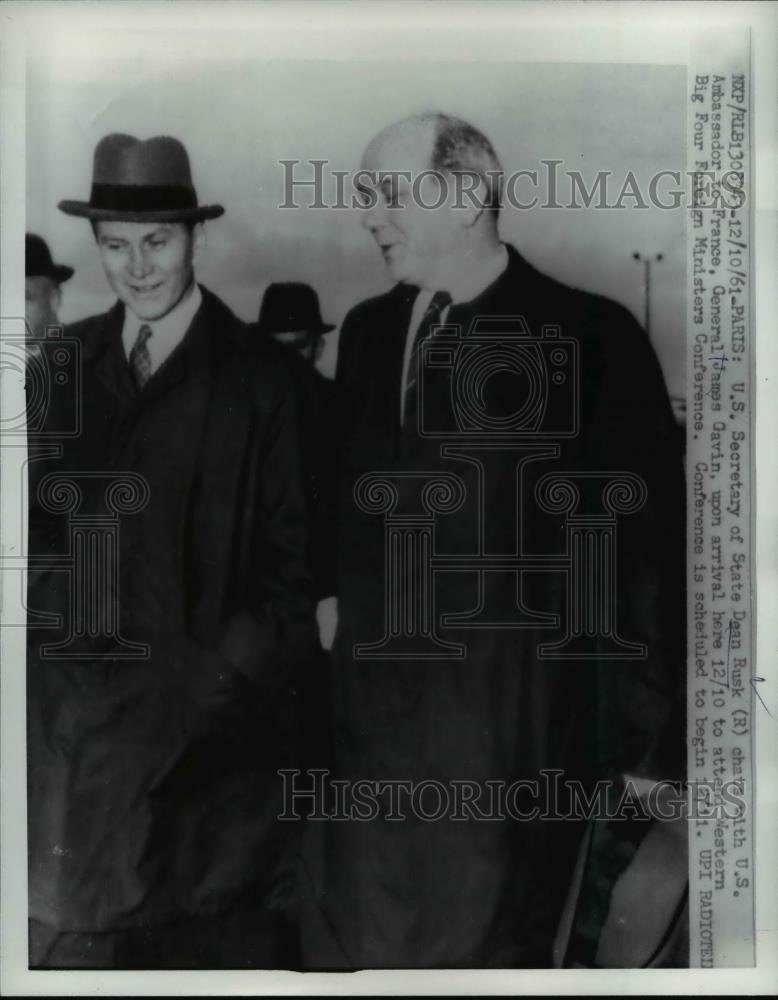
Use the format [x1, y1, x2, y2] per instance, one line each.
[121, 281, 203, 362]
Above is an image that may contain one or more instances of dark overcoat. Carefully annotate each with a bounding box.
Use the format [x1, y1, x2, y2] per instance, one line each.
[318, 245, 686, 967]
[27, 286, 316, 933]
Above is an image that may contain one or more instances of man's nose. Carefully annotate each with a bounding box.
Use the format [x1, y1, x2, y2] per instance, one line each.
[127, 248, 153, 278]
[361, 199, 386, 232]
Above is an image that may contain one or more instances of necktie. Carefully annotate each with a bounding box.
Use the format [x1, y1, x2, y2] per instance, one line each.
[403, 290, 452, 431]
[129, 324, 153, 390]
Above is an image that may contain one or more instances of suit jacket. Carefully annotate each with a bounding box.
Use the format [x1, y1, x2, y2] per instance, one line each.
[27, 286, 316, 933]
[318, 245, 686, 967]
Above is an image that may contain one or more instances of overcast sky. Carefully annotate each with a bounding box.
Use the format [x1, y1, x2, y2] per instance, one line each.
[27, 29, 686, 393]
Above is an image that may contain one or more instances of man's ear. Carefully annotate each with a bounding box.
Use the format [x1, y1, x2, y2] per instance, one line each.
[456, 172, 488, 230]
[191, 222, 206, 262]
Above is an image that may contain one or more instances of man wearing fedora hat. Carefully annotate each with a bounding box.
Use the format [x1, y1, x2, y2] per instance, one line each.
[27, 134, 316, 968]
[25, 233, 73, 345]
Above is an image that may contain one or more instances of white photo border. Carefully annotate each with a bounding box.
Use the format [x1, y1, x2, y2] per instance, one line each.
[2, 1, 776, 994]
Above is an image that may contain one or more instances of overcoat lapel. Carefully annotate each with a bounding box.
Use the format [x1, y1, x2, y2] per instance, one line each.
[138, 295, 214, 409]
[186, 342, 254, 642]
[375, 284, 418, 464]
[88, 302, 135, 400]
[88, 287, 217, 411]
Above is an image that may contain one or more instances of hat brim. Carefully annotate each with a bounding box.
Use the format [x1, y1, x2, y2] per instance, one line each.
[25, 264, 75, 283]
[58, 200, 224, 223]
[53, 264, 74, 283]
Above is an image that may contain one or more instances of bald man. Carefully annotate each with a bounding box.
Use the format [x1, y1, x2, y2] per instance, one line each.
[307, 113, 686, 968]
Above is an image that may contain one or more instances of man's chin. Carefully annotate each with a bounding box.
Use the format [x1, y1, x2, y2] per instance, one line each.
[384, 259, 413, 285]
[381, 252, 427, 288]
[124, 296, 168, 322]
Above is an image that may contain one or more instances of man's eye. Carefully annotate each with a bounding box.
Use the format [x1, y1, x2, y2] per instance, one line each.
[150, 240, 167, 248]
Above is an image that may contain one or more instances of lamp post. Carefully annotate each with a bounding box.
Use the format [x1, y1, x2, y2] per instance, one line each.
[632, 252, 664, 340]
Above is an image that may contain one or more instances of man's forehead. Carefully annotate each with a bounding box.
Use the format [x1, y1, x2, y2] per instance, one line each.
[361, 120, 435, 173]
[96, 220, 180, 239]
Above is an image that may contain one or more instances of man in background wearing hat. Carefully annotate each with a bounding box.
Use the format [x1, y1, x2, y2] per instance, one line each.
[27, 133, 315, 969]
[24, 234, 74, 555]
[25, 233, 73, 345]
[256, 282, 336, 596]
[256, 282, 338, 781]
[258, 281, 333, 369]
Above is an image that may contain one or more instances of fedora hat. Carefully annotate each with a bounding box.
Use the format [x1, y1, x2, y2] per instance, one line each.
[58, 133, 224, 223]
[26, 233, 73, 283]
[257, 283, 335, 338]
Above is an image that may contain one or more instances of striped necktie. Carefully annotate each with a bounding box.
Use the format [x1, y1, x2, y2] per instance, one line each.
[403, 291, 452, 431]
[129, 324, 153, 390]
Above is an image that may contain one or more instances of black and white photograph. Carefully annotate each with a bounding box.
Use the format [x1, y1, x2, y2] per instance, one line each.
[0, 1, 776, 994]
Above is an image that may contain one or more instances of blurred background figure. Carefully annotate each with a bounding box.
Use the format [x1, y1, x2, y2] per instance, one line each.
[25, 233, 73, 347]
[255, 282, 338, 785]
[24, 235, 74, 549]
[257, 281, 334, 367]
[255, 281, 336, 597]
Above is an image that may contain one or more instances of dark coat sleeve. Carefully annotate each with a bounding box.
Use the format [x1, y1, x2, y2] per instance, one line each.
[207, 354, 317, 711]
[578, 297, 686, 783]
[552, 296, 687, 969]
[288, 359, 339, 601]
[326, 304, 366, 595]
[333, 303, 365, 445]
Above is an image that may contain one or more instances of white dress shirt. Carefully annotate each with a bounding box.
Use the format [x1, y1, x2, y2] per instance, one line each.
[121, 282, 203, 377]
[399, 244, 509, 423]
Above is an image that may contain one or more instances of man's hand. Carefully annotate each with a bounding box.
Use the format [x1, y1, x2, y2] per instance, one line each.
[316, 596, 338, 651]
